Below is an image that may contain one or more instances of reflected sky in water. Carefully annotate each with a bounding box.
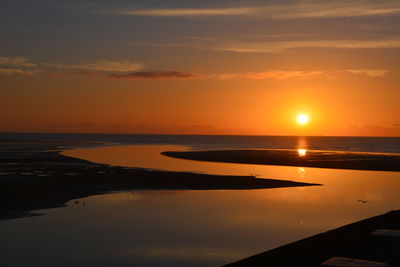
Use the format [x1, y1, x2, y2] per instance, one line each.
[0, 145, 399, 266]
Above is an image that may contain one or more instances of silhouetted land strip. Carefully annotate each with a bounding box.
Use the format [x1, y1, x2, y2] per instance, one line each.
[162, 149, 400, 171]
[0, 142, 317, 221]
[225, 209, 400, 267]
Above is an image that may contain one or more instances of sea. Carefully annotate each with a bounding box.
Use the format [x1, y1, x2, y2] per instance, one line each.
[2, 133, 400, 153]
[0, 133, 399, 267]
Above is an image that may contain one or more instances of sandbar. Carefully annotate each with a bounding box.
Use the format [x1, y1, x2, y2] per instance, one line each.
[162, 149, 400, 172]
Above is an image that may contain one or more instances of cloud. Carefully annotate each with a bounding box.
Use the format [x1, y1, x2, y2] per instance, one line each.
[108, 71, 196, 79]
[47, 69, 322, 80]
[210, 70, 324, 80]
[0, 57, 145, 77]
[0, 56, 36, 67]
[0, 68, 34, 75]
[116, 7, 257, 17]
[112, 1, 400, 19]
[347, 69, 388, 77]
[45, 70, 196, 80]
[155, 37, 400, 53]
[43, 60, 143, 73]
[242, 70, 324, 80]
[0, 57, 144, 76]
[211, 38, 400, 53]
[270, 1, 400, 19]
[0, 55, 391, 81]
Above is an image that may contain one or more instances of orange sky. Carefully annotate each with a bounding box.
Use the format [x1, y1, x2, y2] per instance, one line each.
[1, 0, 399, 136]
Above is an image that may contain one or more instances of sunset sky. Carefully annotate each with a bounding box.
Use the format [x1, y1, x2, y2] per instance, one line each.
[1, 0, 399, 136]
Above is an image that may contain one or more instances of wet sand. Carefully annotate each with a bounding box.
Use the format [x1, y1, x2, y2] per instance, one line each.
[225, 209, 400, 267]
[0, 142, 317, 221]
[162, 149, 400, 172]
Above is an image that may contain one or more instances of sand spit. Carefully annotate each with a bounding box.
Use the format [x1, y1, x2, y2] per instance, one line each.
[163, 149, 400, 172]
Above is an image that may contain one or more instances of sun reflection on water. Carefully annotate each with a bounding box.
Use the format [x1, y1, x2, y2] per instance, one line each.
[297, 137, 308, 157]
[298, 148, 307, 157]
[297, 167, 306, 178]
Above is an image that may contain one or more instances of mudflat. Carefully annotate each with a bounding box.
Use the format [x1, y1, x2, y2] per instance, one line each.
[0, 142, 317, 221]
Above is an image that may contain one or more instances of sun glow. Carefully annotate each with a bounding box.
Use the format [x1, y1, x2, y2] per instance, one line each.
[298, 148, 307, 157]
[297, 114, 309, 125]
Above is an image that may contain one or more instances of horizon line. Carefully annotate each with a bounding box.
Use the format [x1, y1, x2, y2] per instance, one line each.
[0, 131, 399, 138]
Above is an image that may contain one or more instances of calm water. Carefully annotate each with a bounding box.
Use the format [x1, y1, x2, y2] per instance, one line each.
[1, 134, 400, 266]
[1, 133, 400, 153]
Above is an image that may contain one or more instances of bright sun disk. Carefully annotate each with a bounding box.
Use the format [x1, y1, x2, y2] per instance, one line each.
[297, 114, 309, 125]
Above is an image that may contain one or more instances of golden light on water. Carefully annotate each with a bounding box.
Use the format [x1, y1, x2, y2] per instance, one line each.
[298, 148, 307, 157]
[296, 114, 309, 125]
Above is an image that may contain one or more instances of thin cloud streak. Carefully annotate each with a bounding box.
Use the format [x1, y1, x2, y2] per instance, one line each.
[108, 71, 196, 80]
[273, 2, 400, 19]
[0, 56, 390, 80]
[213, 39, 400, 53]
[0, 68, 34, 75]
[108, 70, 324, 80]
[43, 60, 143, 73]
[347, 69, 388, 77]
[117, 7, 257, 17]
[243, 70, 324, 80]
[42, 69, 393, 80]
[0, 56, 36, 67]
[209, 70, 324, 80]
[158, 37, 400, 53]
[210, 69, 389, 80]
[112, 2, 400, 19]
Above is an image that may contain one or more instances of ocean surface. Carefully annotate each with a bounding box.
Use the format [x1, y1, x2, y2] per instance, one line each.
[1, 133, 400, 267]
[2, 133, 400, 153]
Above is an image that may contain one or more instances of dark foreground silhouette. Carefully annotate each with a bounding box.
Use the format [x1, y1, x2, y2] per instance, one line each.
[0, 142, 318, 221]
[225, 210, 400, 267]
[162, 149, 400, 172]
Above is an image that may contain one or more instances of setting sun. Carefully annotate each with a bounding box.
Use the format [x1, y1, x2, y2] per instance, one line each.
[296, 114, 309, 125]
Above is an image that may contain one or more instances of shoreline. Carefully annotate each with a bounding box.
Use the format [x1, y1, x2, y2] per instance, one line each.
[162, 149, 400, 172]
[0, 143, 318, 221]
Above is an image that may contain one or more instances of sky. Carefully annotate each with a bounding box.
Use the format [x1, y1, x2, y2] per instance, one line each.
[1, 0, 399, 136]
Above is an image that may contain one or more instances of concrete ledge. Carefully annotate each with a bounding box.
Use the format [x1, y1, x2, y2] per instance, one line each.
[371, 229, 400, 239]
[321, 257, 389, 267]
